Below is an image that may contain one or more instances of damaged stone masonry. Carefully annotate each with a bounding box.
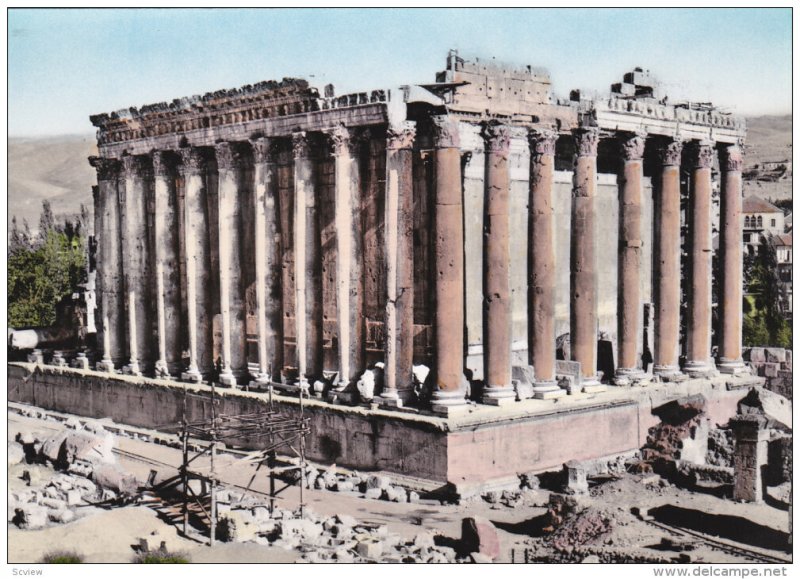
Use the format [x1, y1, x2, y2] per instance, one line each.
[10, 52, 771, 496]
[85, 52, 748, 403]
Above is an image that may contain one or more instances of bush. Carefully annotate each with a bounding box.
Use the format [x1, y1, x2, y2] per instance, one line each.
[40, 551, 84, 563]
[133, 550, 190, 564]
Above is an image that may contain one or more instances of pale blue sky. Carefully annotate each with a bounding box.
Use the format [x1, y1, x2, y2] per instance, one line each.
[8, 8, 792, 136]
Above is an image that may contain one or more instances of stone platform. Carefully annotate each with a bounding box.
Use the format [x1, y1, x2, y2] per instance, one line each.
[7, 362, 762, 497]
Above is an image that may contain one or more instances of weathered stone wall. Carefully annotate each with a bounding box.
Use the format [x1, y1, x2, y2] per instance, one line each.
[743, 347, 793, 399]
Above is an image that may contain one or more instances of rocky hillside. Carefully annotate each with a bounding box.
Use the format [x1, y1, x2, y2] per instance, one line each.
[743, 114, 792, 202]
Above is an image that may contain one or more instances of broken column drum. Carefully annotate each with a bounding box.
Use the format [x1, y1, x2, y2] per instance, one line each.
[481, 122, 515, 406]
[615, 131, 647, 382]
[685, 141, 716, 375]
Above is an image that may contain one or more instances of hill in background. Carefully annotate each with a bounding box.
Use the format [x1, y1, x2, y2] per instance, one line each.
[7, 115, 791, 235]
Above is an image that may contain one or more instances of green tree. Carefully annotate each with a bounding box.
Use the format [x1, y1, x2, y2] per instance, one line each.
[743, 238, 792, 348]
[8, 202, 86, 328]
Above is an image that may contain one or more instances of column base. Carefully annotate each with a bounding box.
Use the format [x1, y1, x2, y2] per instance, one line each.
[248, 373, 272, 389]
[376, 391, 403, 409]
[614, 367, 647, 386]
[181, 368, 203, 383]
[532, 380, 567, 400]
[96, 359, 115, 373]
[122, 361, 141, 377]
[27, 349, 45, 365]
[70, 353, 90, 371]
[154, 360, 171, 380]
[482, 384, 516, 406]
[718, 358, 749, 375]
[684, 359, 718, 378]
[51, 351, 68, 368]
[431, 390, 468, 416]
[218, 369, 238, 387]
[581, 375, 607, 393]
[653, 364, 686, 382]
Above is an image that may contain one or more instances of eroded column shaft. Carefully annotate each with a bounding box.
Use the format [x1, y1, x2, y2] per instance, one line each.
[330, 126, 364, 387]
[152, 151, 182, 377]
[252, 138, 284, 382]
[527, 130, 564, 396]
[215, 142, 249, 385]
[687, 141, 715, 371]
[121, 155, 154, 374]
[719, 145, 744, 369]
[570, 129, 600, 383]
[617, 133, 646, 374]
[181, 148, 213, 379]
[89, 157, 126, 369]
[383, 123, 416, 403]
[431, 116, 466, 410]
[293, 133, 323, 383]
[654, 140, 683, 375]
[481, 123, 514, 404]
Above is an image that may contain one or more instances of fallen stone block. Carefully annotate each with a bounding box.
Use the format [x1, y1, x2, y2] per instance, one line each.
[738, 388, 792, 430]
[335, 548, 355, 563]
[461, 516, 500, 560]
[92, 464, 140, 496]
[40, 497, 67, 511]
[365, 487, 382, 500]
[366, 474, 391, 490]
[335, 480, 354, 492]
[564, 460, 589, 494]
[765, 348, 786, 364]
[65, 489, 82, 506]
[335, 514, 357, 528]
[48, 508, 75, 524]
[21, 469, 42, 487]
[65, 417, 82, 430]
[13, 505, 48, 529]
[413, 531, 437, 550]
[469, 552, 493, 563]
[62, 430, 116, 467]
[408, 491, 420, 503]
[217, 512, 257, 543]
[8, 441, 25, 467]
[356, 540, 384, 559]
[764, 363, 780, 378]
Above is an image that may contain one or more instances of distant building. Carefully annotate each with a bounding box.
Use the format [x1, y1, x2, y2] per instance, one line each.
[767, 232, 793, 314]
[742, 195, 784, 254]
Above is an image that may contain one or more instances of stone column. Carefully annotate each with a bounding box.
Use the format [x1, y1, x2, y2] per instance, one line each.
[571, 128, 604, 391]
[89, 157, 125, 372]
[120, 154, 154, 376]
[180, 147, 212, 382]
[328, 125, 364, 394]
[152, 151, 182, 378]
[292, 132, 323, 387]
[685, 140, 716, 376]
[527, 130, 565, 399]
[379, 121, 416, 408]
[731, 415, 769, 502]
[480, 122, 515, 406]
[430, 115, 467, 415]
[718, 144, 747, 374]
[653, 139, 684, 380]
[250, 138, 284, 386]
[214, 142, 249, 387]
[615, 131, 647, 384]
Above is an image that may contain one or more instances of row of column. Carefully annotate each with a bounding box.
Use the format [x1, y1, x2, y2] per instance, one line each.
[91, 116, 745, 412]
[91, 124, 419, 401]
[427, 120, 745, 414]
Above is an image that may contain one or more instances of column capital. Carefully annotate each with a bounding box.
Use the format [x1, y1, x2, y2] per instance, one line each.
[573, 128, 600, 158]
[659, 139, 684, 166]
[619, 131, 647, 161]
[179, 147, 208, 175]
[215, 141, 250, 170]
[691, 139, 716, 169]
[720, 144, 744, 173]
[431, 115, 460, 149]
[527, 129, 558, 158]
[88, 156, 122, 180]
[251, 137, 280, 164]
[292, 131, 311, 159]
[386, 121, 416, 150]
[152, 150, 179, 177]
[122, 154, 152, 179]
[326, 124, 360, 157]
[480, 122, 511, 154]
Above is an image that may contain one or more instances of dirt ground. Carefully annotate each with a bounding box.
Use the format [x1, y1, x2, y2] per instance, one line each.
[7, 410, 792, 564]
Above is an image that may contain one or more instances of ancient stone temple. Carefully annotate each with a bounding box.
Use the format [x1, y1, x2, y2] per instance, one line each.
[10, 52, 760, 493]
